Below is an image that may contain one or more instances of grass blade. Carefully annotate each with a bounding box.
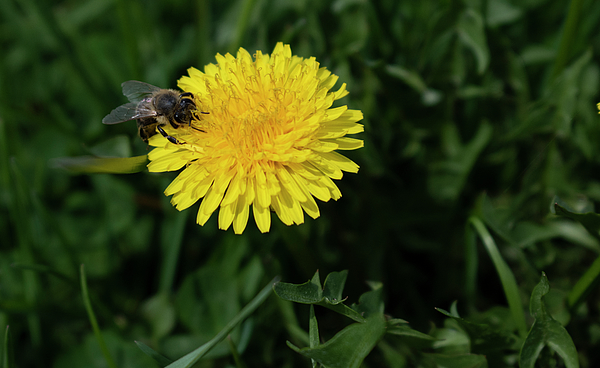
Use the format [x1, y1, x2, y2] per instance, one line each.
[80, 264, 117, 368]
[134, 340, 173, 367]
[567, 254, 600, 309]
[469, 216, 527, 338]
[227, 335, 247, 368]
[2, 326, 14, 368]
[548, 0, 584, 82]
[165, 276, 279, 368]
[309, 304, 319, 368]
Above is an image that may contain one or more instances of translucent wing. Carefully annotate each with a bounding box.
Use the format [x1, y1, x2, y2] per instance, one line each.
[102, 102, 157, 125]
[122, 80, 162, 103]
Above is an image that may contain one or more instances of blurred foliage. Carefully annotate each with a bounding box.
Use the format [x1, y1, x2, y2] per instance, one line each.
[2, 0, 600, 366]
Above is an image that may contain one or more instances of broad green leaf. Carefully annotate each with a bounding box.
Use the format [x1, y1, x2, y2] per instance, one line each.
[141, 293, 176, 342]
[287, 314, 386, 368]
[486, 0, 523, 27]
[507, 50, 593, 139]
[384, 65, 442, 106]
[135, 341, 173, 367]
[435, 308, 517, 353]
[554, 203, 600, 239]
[477, 196, 600, 252]
[386, 325, 437, 348]
[50, 155, 148, 174]
[10, 263, 75, 285]
[477, 194, 518, 244]
[511, 220, 600, 252]
[378, 341, 408, 368]
[385, 65, 427, 92]
[387, 318, 409, 326]
[323, 303, 367, 323]
[351, 287, 383, 317]
[423, 352, 488, 368]
[432, 320, 470, 354]
[457, 9, 489, 74]
[428, 122, 492, 202]
[519, 273, 579, 368]
[171, 240, 261, 359]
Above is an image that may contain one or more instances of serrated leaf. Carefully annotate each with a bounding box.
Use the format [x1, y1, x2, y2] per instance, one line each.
[322, 270, 348, 305]
[519, 273, 579, 368]
[50, 155, 148, 174]
[287, 314, 386, 368]
[273, 271, 322, 304]
[273, 271, 366, 323]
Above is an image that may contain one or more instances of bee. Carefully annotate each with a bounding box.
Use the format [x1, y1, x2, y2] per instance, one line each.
[102, 80, 205, 144]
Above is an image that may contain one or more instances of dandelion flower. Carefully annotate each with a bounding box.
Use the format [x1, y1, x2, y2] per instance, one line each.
[147, 43, 364, 234]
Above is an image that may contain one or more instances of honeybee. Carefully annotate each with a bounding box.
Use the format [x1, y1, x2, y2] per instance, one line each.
[102, 80, 204, 144]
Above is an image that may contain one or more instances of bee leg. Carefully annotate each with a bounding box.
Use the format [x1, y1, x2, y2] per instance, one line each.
[157, 125, 183, 145]
[188, 111, 209, 132]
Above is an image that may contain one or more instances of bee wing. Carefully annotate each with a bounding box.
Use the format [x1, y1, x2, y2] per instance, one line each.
[122, 80, 162, 103]
[102, 102, 157, 125]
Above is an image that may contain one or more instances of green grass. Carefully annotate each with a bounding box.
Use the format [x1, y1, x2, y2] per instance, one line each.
[2, 0, 600, 366]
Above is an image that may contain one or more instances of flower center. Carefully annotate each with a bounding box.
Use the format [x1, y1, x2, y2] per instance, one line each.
[198, 78, 305, 167]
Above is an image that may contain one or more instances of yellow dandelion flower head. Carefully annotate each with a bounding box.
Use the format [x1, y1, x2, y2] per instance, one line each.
[147, 43, 364, 234]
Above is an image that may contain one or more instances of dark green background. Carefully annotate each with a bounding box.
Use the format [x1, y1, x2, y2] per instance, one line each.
[2, 0, 600, 366]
